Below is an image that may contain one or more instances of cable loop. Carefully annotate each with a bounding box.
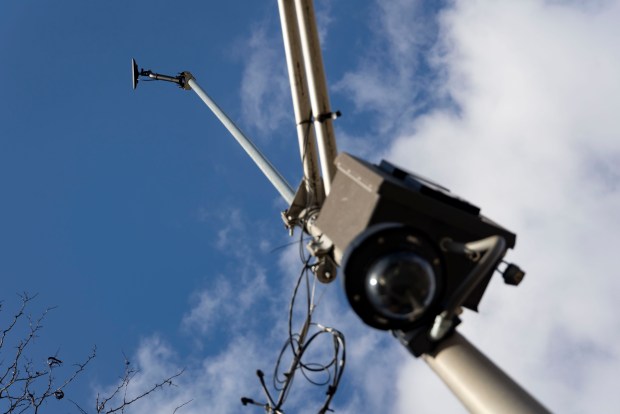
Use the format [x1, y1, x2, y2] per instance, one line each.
[242, 229, 346, 413]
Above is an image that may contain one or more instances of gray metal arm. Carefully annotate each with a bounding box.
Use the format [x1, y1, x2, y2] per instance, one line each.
[185, 77, 295, 205]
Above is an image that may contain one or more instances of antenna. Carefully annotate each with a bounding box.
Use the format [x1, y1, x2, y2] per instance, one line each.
[132, 58, 139, 90]
[131, 58, 189, 90]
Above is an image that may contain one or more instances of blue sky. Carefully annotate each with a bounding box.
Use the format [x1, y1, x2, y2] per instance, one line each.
[2, 0, 620, 413]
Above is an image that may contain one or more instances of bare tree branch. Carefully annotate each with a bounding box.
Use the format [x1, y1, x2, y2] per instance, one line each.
[95, 366, 185, 414]
[172, 399, 192, 414]
[0, 294, 185, 414]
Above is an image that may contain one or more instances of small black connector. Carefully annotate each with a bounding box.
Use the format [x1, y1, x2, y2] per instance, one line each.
[503, 263, 525, 286]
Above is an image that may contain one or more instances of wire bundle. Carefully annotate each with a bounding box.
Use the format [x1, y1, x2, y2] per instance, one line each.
[241, 233, 346, 413]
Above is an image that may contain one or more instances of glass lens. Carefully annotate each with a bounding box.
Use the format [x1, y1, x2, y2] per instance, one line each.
[365, 252, 436, 322]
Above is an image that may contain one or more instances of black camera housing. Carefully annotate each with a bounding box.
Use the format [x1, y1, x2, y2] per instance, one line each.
[315, 153, 516, 332]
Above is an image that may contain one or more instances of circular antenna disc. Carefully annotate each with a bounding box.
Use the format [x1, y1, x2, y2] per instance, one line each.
[132, 58, 139, 90]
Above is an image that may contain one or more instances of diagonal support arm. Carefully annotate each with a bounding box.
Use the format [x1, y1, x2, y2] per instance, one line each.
[185, 76, 295, 204]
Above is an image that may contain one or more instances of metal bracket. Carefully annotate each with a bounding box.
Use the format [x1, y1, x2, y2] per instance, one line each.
[281, 182, 337, 283]
[179, 71, 194, 90]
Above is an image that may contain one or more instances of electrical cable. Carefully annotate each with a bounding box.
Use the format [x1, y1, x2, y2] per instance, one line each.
[243, 232, 346, 414]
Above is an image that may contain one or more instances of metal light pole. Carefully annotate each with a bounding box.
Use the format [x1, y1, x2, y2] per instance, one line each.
[291, 0, 338, 196]
[277, 0, 324, 206]
[423, 333, 549, 414]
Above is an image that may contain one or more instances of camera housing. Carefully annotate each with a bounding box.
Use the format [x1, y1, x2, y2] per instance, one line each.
[315, 153, 516, 332]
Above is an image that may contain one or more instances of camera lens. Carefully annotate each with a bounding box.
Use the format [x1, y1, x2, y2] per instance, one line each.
[365, 252, 437, 322]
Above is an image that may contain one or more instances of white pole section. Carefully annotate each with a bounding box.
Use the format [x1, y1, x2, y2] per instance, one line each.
[277, 0, 324, 206]
[294, 0, 338, 195]
[423, 332, 551, 414]
[186, 77, 295, 205]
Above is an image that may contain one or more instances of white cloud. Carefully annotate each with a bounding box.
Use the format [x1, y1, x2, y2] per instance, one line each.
[239, 23, 291, 137]
[96, 209, 280, 414]
[334, 0, 444, 137]
[315, 0, 336, 49]
[182, 209, 269, 339]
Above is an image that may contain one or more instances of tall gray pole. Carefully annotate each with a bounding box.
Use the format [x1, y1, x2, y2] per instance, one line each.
[423, 332, 550, 414]
[278, 0, 324, 206]
[293, 0, 338, 195]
